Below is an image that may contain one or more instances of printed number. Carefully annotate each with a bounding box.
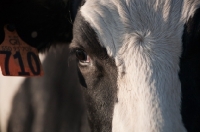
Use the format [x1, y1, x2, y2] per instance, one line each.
[0, 51, 11, 75]
[14, 51, 30, 75]
[27, 52, 41, 75]
[0, 51, 41, 76]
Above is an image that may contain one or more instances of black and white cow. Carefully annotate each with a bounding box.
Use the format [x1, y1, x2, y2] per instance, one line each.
[1, 0, 200, 132]
[69, 0, 200, 132]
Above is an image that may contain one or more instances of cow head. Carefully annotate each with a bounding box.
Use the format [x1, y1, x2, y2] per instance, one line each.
[70, 0, 200, 132]
[1, 0, 200, 131]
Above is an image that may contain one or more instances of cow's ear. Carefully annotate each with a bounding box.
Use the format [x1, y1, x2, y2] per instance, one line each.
[0, 0, 82, 52]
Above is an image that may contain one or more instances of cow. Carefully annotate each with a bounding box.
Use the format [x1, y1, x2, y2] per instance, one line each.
[1, 0, 200, 132]
[0, 46, 90, 132]
[69, 0, 200, 132]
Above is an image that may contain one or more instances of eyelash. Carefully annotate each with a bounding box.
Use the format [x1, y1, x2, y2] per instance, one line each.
[69, 48, 91, 65]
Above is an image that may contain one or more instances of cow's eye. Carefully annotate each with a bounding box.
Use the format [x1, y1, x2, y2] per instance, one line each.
[75, 49, 90, 64]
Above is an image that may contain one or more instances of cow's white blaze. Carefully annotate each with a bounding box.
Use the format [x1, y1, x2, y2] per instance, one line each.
[81, 0, 200, 131]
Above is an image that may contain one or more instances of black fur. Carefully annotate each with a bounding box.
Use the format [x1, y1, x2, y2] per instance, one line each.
[180, 7, 200, 132]
[72, 13, 118, 132]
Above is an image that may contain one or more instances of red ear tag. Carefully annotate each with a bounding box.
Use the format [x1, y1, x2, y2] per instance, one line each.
[0, 25, 44, 76]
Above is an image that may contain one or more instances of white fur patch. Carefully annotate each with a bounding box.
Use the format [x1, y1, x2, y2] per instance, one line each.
[81, 0, 200, 131]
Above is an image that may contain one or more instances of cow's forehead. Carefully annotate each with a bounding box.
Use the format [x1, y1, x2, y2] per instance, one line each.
[80, 0, 200, 57]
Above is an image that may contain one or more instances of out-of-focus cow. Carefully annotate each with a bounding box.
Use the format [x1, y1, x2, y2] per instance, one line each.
[0, 45, 90, 132]
[0, 0, 86, 132]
